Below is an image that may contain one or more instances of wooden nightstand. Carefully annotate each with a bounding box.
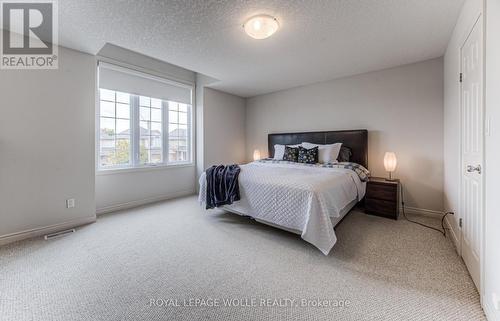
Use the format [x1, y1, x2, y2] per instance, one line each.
[365, 177, 400, 220]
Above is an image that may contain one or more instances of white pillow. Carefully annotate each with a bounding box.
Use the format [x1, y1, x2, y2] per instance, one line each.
[273, 144, 300, 160]
[302, 142, 342, 164]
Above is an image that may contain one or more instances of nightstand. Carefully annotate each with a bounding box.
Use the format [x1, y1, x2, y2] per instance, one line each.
[365, 177, 400, 220]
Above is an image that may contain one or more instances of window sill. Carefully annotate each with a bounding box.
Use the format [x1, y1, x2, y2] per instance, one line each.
[96, 163, 195, 176]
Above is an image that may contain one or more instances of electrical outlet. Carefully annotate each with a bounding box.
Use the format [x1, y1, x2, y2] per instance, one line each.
[493, 292, 500, 311]
[66, 198, 75, 208]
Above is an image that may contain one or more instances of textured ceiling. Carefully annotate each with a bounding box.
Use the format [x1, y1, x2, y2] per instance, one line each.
[59, 0, 464, 97]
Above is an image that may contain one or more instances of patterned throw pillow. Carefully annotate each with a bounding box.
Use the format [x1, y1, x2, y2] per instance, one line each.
[298, 146, 319, 164]
[283, 146, 299, 162]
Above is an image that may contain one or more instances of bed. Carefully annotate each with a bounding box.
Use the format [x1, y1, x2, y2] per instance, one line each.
[198, 129, 369, 255]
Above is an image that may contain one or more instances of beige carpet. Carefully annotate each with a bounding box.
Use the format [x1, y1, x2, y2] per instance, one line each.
[0, 196, 485, 321]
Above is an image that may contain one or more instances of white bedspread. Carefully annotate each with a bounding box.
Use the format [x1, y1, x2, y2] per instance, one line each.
[198, 161, 366, 255]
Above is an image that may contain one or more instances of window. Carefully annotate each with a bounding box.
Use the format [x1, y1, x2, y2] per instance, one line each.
[168, 102, 190, 162]
[97, 62, 193, 170]
[139, 96, 163, 165]
[99, 89, 132, 167]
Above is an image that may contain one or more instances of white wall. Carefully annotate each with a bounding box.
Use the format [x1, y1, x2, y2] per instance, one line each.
[246, 58, 444, 212]
[195, 73, 218, 178]
[484, 0, 500, 318]
[98, 44, 195, 84]
[95, 166, 196, 213]
[0, 47, 96, 243]
[443, 0, 483, 252]
[202, 88, 246, 169]
[95, 45, 197, 213]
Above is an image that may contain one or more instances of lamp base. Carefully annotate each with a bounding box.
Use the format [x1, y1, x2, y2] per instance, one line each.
[386, 172, 396, 181]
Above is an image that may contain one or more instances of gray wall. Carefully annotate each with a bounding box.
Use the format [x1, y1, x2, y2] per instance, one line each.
[95, 45, 197, 213]
[0, 47, 96, 241]
[96, 166, 196, 213]
[202, 88, 246, 169]
[195, 73, 218, 178]
[246, 58, 444, 212]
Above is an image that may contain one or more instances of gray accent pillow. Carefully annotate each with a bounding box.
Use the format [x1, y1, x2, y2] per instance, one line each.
[338, 146, 352, 162]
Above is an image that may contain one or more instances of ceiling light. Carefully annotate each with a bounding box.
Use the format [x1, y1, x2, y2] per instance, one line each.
[243, 15, 279, 40]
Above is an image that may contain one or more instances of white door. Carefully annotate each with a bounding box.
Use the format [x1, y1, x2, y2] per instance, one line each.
[460, 15, 483, 291]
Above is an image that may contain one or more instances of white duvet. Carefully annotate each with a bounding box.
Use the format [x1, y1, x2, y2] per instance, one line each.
[198, 161, 366, 255]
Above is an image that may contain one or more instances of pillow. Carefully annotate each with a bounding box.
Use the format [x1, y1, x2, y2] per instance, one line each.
[298, 146, 319, 164]
[338, 146, 352, 162]
[301, 142, 342, 163]
[283, 146, 299, 162]
[273, 144, 300, 160]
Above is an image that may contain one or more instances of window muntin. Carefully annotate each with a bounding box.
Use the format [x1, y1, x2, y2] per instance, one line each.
[98, 88, 192, 170]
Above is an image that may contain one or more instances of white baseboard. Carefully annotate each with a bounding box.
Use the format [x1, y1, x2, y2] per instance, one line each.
[483, 299, 500, 321]
[401, 206, 444, 217]
[96, 189, 195, 215]
[444, 215, 461, 253]
[0, 215, 96, 246]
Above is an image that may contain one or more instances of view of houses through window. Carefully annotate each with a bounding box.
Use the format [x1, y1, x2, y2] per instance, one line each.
[98, 88, 191, 169]
[139, 95, 163, 165]
[167, 101, 189, 163]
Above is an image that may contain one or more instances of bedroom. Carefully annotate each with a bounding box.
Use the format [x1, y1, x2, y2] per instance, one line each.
[0, 0, 499, 320]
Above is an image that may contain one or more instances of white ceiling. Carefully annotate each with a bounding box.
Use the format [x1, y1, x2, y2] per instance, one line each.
[59, 0, 464, 97]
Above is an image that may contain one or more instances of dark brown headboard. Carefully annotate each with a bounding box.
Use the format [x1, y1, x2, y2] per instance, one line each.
[268, 129, 368, 168]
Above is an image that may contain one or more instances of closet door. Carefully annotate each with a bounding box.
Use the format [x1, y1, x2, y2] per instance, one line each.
[460, 14, 484, 291]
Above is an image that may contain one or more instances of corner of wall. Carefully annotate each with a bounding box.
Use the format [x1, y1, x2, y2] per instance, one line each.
[444, 215, 461, 253]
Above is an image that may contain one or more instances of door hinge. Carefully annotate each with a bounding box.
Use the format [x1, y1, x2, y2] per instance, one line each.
[459, 218, 463, 228]
[459, 73, 463, 83]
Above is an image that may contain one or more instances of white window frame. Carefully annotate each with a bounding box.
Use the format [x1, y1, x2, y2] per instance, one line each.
[96, 62, 194, 173]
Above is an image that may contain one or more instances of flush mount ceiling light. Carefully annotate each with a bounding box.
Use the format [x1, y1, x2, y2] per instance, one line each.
[243, 15, 279, 39]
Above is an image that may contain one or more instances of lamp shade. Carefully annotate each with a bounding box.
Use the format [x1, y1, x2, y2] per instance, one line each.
[253, 149, 261, 161]
[384, 152, 397, 172]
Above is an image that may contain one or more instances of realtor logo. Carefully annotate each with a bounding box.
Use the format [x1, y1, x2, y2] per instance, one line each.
[1, 0, 58, 69]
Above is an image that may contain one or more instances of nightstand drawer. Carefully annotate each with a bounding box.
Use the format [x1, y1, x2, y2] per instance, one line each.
[365, 198, 398, 218]
[366, 183, 397, 201]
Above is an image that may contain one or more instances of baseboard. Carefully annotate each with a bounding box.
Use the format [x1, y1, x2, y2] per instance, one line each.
[444, 215, 461, 253]
[96, 189, 195, 215]
[0, 215, 96, 246]
[401, 206, 444, 217]
[483, 299, 500, 321]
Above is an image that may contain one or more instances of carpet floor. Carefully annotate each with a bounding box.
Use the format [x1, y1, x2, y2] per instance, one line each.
[0, 196, 485, 321]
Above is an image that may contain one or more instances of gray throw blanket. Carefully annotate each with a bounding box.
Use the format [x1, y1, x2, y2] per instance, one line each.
[205, 164, 241, 209]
